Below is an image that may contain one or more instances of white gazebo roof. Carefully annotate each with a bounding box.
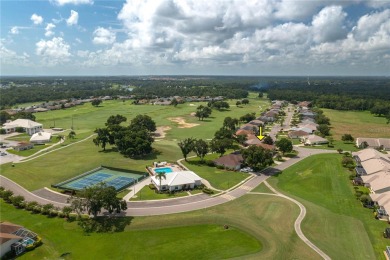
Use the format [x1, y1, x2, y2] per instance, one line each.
[30, 132, 51, 142]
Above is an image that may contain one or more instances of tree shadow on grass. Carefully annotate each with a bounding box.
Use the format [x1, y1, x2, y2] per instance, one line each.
[79, 216, 133, 234]
[99, 147, 118, 153]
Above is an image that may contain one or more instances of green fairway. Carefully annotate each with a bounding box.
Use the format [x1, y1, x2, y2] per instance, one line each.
[267, 153, 388, 259]
[300, 140, 358, 152]
[251, 183, 274, 193]
[0, 192, 320, 259]
[323, 109, 390, 139]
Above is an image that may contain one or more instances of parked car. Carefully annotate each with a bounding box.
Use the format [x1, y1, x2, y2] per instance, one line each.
[240, 167, 253, 173]
[0, 152, 7, 156]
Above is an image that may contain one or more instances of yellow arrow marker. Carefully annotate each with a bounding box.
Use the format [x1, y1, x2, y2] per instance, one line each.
[256, 126, 265, 141]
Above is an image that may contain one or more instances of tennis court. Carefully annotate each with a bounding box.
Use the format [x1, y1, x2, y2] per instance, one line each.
[54, 167, 147, 192]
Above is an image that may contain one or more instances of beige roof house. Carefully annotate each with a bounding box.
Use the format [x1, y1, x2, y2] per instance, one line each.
[2, 119, 43, 135]
[379, 138, 390, 150]
[352, 148, 390, 164]
[370, 192, 390, 214]
[360, 159, 390, 175]
[214, 153, 243, 170]
[362, 172, 390, 193]
[302, 135, 329, 145]
[356, 138, 380, 149]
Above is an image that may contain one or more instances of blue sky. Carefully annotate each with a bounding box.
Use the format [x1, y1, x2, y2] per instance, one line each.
[1, 0, 390, 76]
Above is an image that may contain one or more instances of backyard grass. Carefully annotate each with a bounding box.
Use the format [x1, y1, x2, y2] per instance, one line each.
[267, 153, 388, 259]
[0, 192, 320, 259]
[130, 186, 193, 201]
[6, 143, 55, 157]
[183, 155, 249, 190]
[300, 140, 359, 152]
[323, 109, 390, 139]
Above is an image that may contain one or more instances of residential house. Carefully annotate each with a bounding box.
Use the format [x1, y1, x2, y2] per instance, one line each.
[356, 138, 381, 149]
[13, 142, 34, 151]
[0, 222, 38, 258]
[248, 120, 264, 127]
[151, 171, 202, 192]
[302, 135, 329, 145]
[379, 139, 390, 151]
[288, 130, 309, 139]
[213, 153, 244, 170]
[235, 129, 253, 136]
[370, 192, 390, 220]
[361, 172, 390, 193]
[2, 119, 43, 135]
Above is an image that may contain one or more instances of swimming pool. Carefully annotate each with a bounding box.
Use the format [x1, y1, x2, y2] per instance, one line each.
[23, 238, 35, 246]
[154, 167, 173, 174]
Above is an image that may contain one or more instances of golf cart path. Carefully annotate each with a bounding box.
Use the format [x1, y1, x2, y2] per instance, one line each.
[259, 181, 331, 260]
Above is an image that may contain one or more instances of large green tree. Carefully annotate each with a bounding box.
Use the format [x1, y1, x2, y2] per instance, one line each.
[239, 113, 256, 123]
[223, 117, 239, 131]
[210, 138, 232, 157]
[115, 128, 154, 158]
[93, 128, 113, 151]
[130, 114, 156, 132]
[317, 124, 330, 136]
[241, 146, 273, 171]
[178, 138, 195, 161]
[341, 134, 354, 143]
[68, 183, 127, 218]
[193, 139, 209, 162]
[275, 138, 293, 155]
[195, 105, 212, 121]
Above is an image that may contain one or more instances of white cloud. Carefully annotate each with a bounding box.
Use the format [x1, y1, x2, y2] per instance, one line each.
[45, 23, 56, 37]
[10, 26, 19, 34]
[66, 10, 79, 26]
[35, 37, 71, 65]
[31, 13, 44, 25]
[92, 27, 116, 45]
[51, 0, 93, 5]
[353, 9, 390, 41]
[312, 6, 348, 43]
[0, 40, 31, 66]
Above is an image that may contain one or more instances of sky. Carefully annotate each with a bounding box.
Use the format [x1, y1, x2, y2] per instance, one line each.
[1, 0, 390, 76]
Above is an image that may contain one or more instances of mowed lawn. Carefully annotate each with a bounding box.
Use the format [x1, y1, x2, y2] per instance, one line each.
[267, 153, 388, 259]
[1, 94, 268, 191]
[323, 109, 390, 139]
[35, 94, 270, 141]
[0, 193, 321, 260]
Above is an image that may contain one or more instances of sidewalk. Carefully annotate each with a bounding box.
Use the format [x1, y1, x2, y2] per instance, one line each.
[123, 176, 151, 201]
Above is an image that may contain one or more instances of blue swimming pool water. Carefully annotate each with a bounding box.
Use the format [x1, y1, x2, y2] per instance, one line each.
[23, 238, 34, 246]
[154, 167, 173, 174]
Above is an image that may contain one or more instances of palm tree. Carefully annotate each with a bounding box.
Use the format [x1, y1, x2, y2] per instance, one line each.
[68, 130, 76, 139]
[56, 134, 65, 143]
[155, 171, 167, 193]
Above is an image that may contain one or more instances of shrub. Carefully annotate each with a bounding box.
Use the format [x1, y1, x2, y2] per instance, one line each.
[15, 127, 24, 133]
[349, 173, 356, 180]
[49, 210, 59, 217]
[355, 191, 363, 198]
[58, 212, 66, 218]
[205, 160, 215, 167]
[202, 187, 214, 194]
[32, 205, 42, 214]
[0, 129, 6, 134]
[42, 204, 54, 215]
[26, 201, 39, 211]
[1, 190, 14, 202]
[62, 206, 72, 218]
[10, 195, 25, 207]
[68, 213, 78, 221]
[149, 183, 156, 190]
[0, 186, 5, 192]
[216, 165, 224, 170]
[360, 194, 372, 205]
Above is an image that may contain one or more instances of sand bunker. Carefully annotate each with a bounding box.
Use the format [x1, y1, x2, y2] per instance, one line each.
[154, 126, 171, 139]
[168, 117, 200, 128]
[189, 103, 196, 106]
